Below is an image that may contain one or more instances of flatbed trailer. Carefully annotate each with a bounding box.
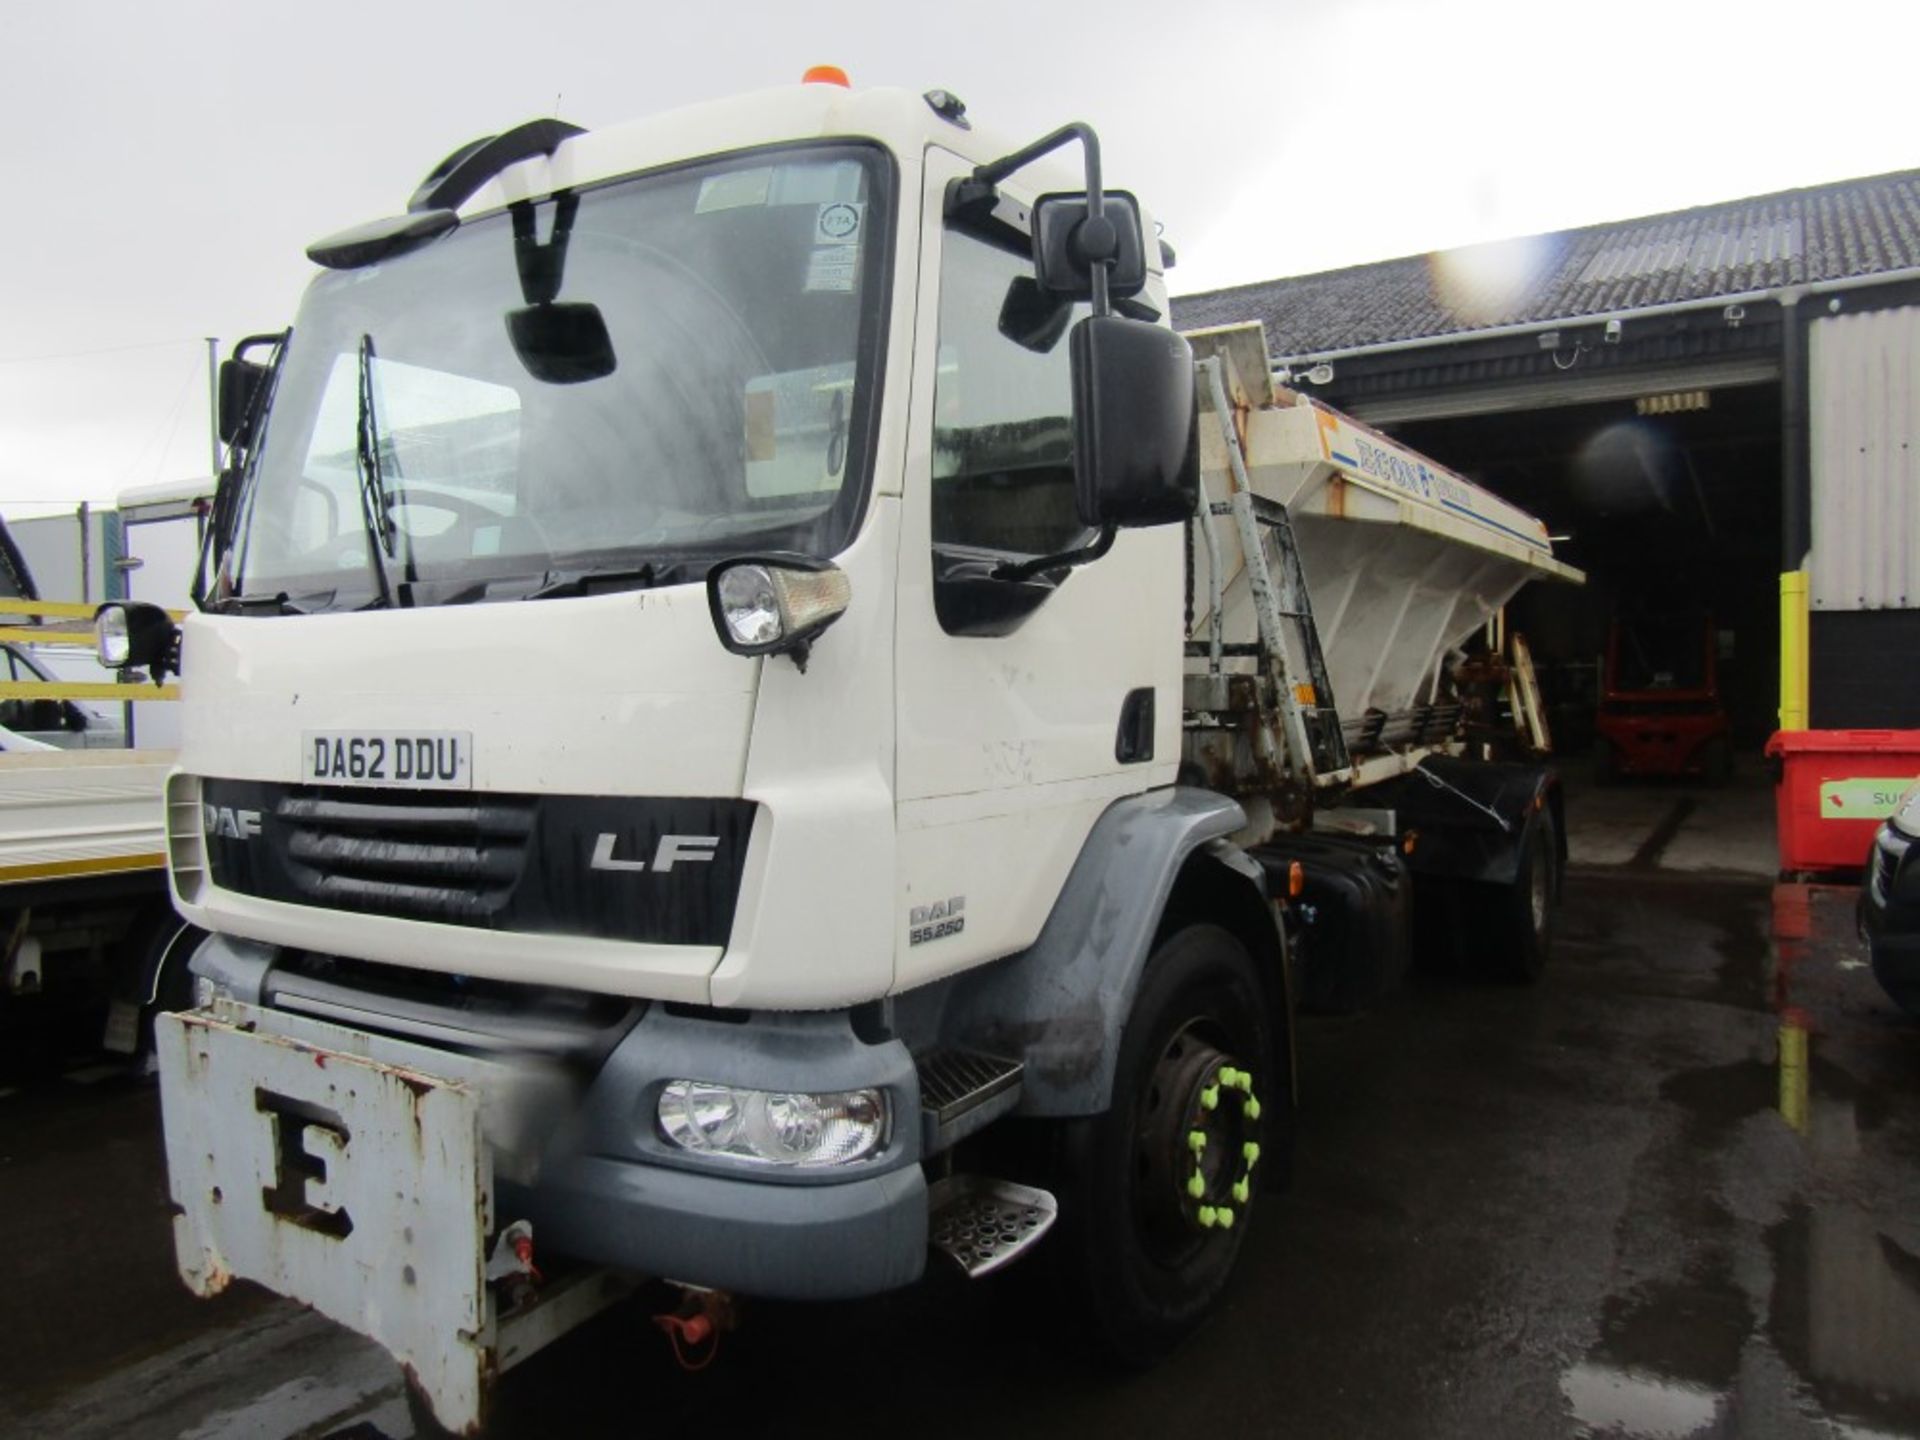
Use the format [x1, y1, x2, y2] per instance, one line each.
[0, 748, 193, 1056]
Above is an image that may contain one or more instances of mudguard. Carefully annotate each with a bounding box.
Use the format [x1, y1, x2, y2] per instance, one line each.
[1360, 756, 1564, 886]
[935, 786, 1255, 1116]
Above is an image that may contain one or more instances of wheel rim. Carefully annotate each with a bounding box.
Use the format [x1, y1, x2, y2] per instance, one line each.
[1131, 1018, 1263, 1266]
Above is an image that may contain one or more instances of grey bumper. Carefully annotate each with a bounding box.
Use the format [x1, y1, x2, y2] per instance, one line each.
[510, 1155, 928, 1300]
[512, 1002, 930, 1300]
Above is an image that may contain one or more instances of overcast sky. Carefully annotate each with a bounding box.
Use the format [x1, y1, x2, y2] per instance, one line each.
[4, 0, 1917, 517]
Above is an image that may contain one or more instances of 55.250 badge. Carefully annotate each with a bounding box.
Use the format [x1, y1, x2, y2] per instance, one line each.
[909, 895, 965, 946]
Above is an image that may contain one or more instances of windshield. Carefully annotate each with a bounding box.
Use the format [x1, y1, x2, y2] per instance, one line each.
[226, 144, 890, 609]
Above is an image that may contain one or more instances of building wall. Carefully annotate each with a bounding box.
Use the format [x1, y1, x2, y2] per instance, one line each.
[1810, 306, 1920, 611]
[1808, 304, 1920, 728]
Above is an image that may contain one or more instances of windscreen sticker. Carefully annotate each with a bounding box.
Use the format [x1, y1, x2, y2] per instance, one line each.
[695, 167, 772, 213]
[815, 201, 864, 246]
[805, 244, 858, 293]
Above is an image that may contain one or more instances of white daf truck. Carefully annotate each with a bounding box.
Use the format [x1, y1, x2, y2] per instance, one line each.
[101, 76, 1581, 1432]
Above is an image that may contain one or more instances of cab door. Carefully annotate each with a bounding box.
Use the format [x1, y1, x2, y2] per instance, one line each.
[892, 148, 1181, 990]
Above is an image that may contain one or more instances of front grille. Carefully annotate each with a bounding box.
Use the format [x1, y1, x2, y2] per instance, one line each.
[276, 790, 535, 923]
[200, 777, 756, 947]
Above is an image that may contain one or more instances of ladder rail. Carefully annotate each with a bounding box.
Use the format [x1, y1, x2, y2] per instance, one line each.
[1194, 359, 1352, 780]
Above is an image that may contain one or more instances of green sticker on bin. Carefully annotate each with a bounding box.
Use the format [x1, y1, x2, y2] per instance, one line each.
[1818, 778, 1915, 817]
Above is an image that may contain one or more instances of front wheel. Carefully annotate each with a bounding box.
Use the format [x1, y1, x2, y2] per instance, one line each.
[1053, 923, 1288, 1365]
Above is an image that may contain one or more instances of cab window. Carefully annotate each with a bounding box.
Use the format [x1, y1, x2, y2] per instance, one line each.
[931, 228, 1090, 563]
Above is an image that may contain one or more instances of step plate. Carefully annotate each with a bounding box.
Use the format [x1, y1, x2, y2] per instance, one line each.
[927, 1176, 1058, 1279]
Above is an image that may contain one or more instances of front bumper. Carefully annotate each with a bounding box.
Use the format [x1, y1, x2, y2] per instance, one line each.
[514, 1152, 927, 1299]
[508, 1001, 929, 1299]
[1596, 714, 1726, 775]
[166, 969, 931, 1305]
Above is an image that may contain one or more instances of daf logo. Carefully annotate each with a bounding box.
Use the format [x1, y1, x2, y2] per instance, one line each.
[909, 895, 966, 946]
[204, 804, 263, 840]
[589, 833, 719, 874]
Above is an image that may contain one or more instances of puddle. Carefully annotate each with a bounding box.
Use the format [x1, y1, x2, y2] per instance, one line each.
[1561, 1360, 1725, 1438]
[1573, 958, 1920, 1439]
[1594, 1265, 1754, 1391]
[1768, 1203, 1920, 1437]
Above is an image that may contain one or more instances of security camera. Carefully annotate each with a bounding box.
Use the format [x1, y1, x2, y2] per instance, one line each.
[1603, 319, 1622, 344]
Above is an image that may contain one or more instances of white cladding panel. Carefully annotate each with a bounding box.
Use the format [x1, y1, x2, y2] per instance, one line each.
[1810, 306, 1920, 611]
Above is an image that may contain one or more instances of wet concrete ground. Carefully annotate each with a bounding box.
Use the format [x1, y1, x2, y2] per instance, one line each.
[5, 774, 1918, 1439]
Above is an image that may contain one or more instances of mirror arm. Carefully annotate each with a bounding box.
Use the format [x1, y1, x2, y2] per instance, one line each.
[966, 121, 1113, 316]
[991, 523, 1116, 584]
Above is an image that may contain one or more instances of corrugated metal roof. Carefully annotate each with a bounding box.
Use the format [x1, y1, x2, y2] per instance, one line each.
[1171, 169, 1920, 358]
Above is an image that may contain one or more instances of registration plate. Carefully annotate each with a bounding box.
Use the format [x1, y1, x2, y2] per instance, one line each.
[303, 729, 472, 789]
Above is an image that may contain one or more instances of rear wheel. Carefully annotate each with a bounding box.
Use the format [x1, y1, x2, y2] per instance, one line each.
[1053, 924, 1287, 1365]
[1485, 809, 1556, 983]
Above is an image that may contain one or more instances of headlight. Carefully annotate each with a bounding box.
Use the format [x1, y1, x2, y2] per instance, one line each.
[657, 1081, 887, 1167]
[93, 599, 180, 680]
[96, 604, 131, 667]
[705, 556, 851, 663]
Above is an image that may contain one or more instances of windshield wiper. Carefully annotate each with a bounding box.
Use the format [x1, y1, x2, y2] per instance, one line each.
[215, 589, 326, 616]
[524, 563, 666, 600]
[353, 334, 411, 609]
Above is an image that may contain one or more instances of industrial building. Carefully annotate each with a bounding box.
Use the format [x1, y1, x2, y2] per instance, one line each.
[1172, 169, 1920, 753]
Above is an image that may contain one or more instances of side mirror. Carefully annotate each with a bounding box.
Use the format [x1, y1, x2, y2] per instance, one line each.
[1033, 191, 1147, 302]
[1070, 316, 1198, 529]
[96, 601, 182, 684]
[997, 276, 1074, 354]
[217, 358, 269, 445]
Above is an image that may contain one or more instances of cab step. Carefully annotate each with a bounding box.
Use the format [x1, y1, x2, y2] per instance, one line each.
[927, 1175, 1058, 1279]
[916, 1047, 1023, 1152]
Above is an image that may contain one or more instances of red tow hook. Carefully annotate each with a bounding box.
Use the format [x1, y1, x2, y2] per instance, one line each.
[652, 1289, 736, 1371]
[510, 1230, 542, 1285]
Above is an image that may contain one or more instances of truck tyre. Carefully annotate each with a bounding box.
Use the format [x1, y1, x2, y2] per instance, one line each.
[1053, 923, 1284, 1366]
[1487, 809, 1556, 984]
[137, 913, 206, 1058]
